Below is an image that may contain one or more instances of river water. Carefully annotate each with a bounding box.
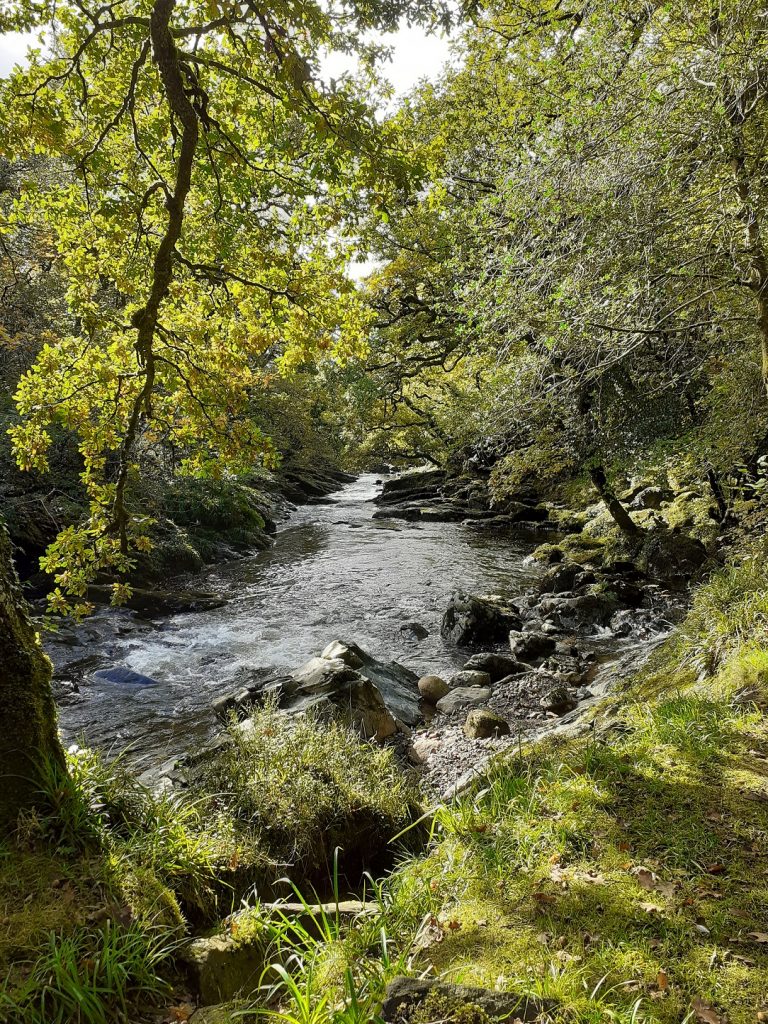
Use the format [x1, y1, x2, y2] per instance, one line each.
[50, 475, 542, 768]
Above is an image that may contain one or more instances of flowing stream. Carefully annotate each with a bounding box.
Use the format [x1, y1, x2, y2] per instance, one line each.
[50, 474, 543, 769]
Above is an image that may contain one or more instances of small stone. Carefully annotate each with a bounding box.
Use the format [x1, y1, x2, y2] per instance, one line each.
[418, 675, 450, 704]
[449, 670, 492, 689]
[409, 735, 441, 764]
[463, 709, 511, 739]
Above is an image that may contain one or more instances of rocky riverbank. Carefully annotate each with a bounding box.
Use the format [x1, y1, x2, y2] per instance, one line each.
[189, 465, 708, 801]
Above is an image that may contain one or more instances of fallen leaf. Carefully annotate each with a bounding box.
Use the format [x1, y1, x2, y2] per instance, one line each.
[693, 924, 711, 937]
[631, 865, 676, 896]
[166, 1005, 194, 1023]
[705, 863, 726, 875]
[639, 902, 664, 914]
[532, 892, 556, 906]
[657, 968, 668, 991]
[747, 931, 768, 944]
[691, 996, 725, 1023]
[445, 919, 462, 931]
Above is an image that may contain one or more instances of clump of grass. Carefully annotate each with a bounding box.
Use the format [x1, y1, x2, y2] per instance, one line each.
[679, 543, 768, 675]
[0, 920, 174, 1024]
[197, 704, 423, 882]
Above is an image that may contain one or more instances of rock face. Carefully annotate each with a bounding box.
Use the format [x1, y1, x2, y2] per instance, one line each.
[436, 686, 492, 714]
[464, 708, 511, 739]
[418, 675, 450, 704]
[381, 976, 552, 1023]
[442, 592, 522, 647]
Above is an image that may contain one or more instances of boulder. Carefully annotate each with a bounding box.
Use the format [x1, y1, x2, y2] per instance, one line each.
[381, 976, 552, 1023]
[180, 932, 265, 1004]
[462, 653, 528, 682]
[436, 687, 492, 714]
[418, 675, 450, 704]
[442, 592, 522, 647]
[321, 640, 364, 668]
[448, 670, 492, 689]
[375, 469, 447, 506]
[638, 526, 708, 580]
[464, 709, 511, 739]
[287, 671, 398, 741]
[509, 631, 556, 664]
[288, 641, 422, 730]
[630, 485, 672, 510]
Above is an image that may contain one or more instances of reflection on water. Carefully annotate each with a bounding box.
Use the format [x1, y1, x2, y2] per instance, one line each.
[51, 475, 540, 767]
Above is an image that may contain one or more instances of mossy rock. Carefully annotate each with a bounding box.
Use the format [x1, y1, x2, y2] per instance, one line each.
[381, 977, 552, 1023]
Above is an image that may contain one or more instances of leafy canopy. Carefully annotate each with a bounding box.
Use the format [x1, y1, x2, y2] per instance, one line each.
[0, 0, 449, 612]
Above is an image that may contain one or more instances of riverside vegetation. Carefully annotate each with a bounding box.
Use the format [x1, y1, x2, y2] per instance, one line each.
[2, 1, 768, 1023]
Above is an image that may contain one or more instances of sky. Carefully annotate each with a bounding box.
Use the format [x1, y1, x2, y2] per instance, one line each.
[0, 24, 453, 96]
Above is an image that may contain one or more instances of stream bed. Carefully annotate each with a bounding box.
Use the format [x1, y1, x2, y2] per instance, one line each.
[49, 475, 552, 769]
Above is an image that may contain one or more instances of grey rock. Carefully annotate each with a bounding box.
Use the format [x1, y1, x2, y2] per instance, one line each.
[381, 976, 553, 1023]
[462, 653, 528, 682]
[442, 592, 522, 647]
[509, 631, 557, 664]
[436, 686, 492, 714]
[448, 670, 492, 689]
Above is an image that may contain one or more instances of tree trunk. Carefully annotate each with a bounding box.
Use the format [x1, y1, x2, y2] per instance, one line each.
[0, 524, 64, 830]
[589, 466, 641, 536]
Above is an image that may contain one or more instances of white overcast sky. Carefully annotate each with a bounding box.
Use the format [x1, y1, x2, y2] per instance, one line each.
[0, 25, 452, 96]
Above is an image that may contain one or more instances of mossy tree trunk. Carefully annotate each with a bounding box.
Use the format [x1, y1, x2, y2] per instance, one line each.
[0, 523, 64, 830]
[589, 466, 642, 537]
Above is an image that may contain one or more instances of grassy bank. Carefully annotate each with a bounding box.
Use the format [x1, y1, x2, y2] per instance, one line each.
[242, 545, 768, 1024]
[2, 541, 768, 1022]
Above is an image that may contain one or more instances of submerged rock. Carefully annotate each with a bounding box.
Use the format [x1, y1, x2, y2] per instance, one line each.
[92, 666, 159, 687]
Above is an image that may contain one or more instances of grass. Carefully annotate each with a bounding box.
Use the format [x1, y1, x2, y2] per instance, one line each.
[196, 704, 423, 885]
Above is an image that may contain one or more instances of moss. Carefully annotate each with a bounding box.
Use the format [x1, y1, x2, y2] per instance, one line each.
[410, 992, 493, 1024]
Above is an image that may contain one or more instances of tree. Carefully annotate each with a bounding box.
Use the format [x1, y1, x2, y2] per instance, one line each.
[0, 0, 449, 823]
[0, 523, 63, 829]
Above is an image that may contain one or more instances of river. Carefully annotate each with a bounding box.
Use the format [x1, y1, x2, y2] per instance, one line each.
[49, 474, 542, 768]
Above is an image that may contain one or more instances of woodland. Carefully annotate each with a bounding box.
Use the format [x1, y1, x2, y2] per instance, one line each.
[2, 1, 768, 1022]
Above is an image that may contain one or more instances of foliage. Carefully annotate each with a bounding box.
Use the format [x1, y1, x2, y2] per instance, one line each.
[0, 0, 451, 610]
